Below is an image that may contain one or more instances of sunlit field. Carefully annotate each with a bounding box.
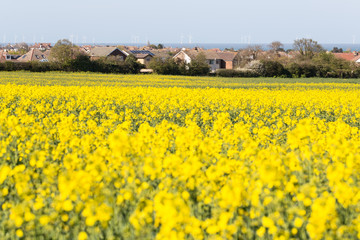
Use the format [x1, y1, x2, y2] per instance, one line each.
[1, 72, 360, 239]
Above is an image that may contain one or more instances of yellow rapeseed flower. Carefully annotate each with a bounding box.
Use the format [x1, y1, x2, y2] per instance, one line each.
[78, 231, 88, 240]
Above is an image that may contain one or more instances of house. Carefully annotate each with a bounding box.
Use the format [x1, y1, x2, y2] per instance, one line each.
[79, 45, 92, 55]
[3, 44, 19, 52]
[0, 50, 21, 62]
[124, 46, 140, 51]
[132, 53, 153, 66]
[17, 49, 50, 62]
[150, 49, 176, 61]
[173, 49, 239, 71]
[30, 43, 52, 51]
[286, 51, 300, 59]
[0, 50, 5, 62]
[128, 50, 154, 66]
[333, 52, 360, 63]
[216, 52, 239, 70]
[173, 49, 194, 64]
[89, 47, 128, 61]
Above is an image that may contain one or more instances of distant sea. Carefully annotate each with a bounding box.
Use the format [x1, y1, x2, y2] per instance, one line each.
[90, 43, 360, 51]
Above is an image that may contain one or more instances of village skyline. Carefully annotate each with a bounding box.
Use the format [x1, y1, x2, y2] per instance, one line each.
[2, 41, 360, 52]
[2, 38, 360, 75]
[2, 38, 360, 48]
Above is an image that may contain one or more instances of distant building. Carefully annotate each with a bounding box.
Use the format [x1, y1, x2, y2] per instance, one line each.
[0, 50, 21, 62]
[173, 49, 239, 71]
[79, 45, 92, 54]
[0, 50, 5, 62]
[333, 52, 360, 63]
[127, 50, 154, 66]
[173, 49, 194, 64]
[150, 49, 176, 60]
[30, 43, 52, 51]
[3, 44, 19, 52]
[216, 52, 239, 70]
[89, 47, 128, 61]
[17, 49, 50, 62]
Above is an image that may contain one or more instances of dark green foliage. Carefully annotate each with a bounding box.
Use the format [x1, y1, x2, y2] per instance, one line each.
[285, 52, 358, 78]
[149, 43, 165, 49]
[218, 61, 290, 78]
[287, 63, 317, 78]
[312, 52, 352, 71]
[149, 57, 186, 75]
[332, 47, 343, 53]
[187, 53, 210, 76]
[3, 62, 31, 71]
[325, 70, 359, 79]
[4, 62, 16, 71]
[0, 54, 144, 74]
[29, 62, 53, 72]
[301, 64, 317, 77]
[68, 55, 96, 72]
[260, 60, 291, 77]
[125, 55, 145, 73]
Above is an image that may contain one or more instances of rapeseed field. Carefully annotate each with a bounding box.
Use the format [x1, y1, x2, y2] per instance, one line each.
[1, 72, 360, 239]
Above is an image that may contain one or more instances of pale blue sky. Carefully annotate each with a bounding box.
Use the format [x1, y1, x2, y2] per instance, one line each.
[1, 0, 359, 44]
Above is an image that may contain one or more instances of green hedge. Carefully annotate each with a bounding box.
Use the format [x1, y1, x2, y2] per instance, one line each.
[0, 55, 144, 74]
[216, 69, 260, 78]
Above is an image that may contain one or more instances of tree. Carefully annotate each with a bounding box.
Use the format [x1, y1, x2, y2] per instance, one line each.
[149, 44, 158, 49]
[313, 52, 352, 71]
[49, 39, 79, 64]
[16, 42, 29, 54]
[148, 43, 165, 50]
[293, 38, 323, 59]
[125, 54, 144, 73]
[260, 60, 290, 77]
[69, 54, 95, 72]
[187, 53, 210, 76]
[234, 45, 264, 68]
[332, 47, 343, 53]
[245, 45, 263, 59]
[149, 57, 185, 75]
[269, 41, 284, 52]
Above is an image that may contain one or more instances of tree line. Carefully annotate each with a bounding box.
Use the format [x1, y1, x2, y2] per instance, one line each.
[147, 38, 360, 78]
[1, 38, 360, 78]
[0, 39, 144, 74]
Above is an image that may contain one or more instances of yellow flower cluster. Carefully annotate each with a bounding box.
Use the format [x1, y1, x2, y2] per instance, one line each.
[1, 72, 360, 239]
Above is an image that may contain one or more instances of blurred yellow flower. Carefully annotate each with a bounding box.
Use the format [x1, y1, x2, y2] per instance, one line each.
[0, 72, 360, 239]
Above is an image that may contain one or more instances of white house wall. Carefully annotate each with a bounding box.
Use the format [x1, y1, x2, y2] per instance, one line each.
[184, 54, 191, 64]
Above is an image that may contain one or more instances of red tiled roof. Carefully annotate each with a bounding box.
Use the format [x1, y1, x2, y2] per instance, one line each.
[31, 43, 52, 49]
[208, 48, 222, 52]
[333, 53, 359, 61]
